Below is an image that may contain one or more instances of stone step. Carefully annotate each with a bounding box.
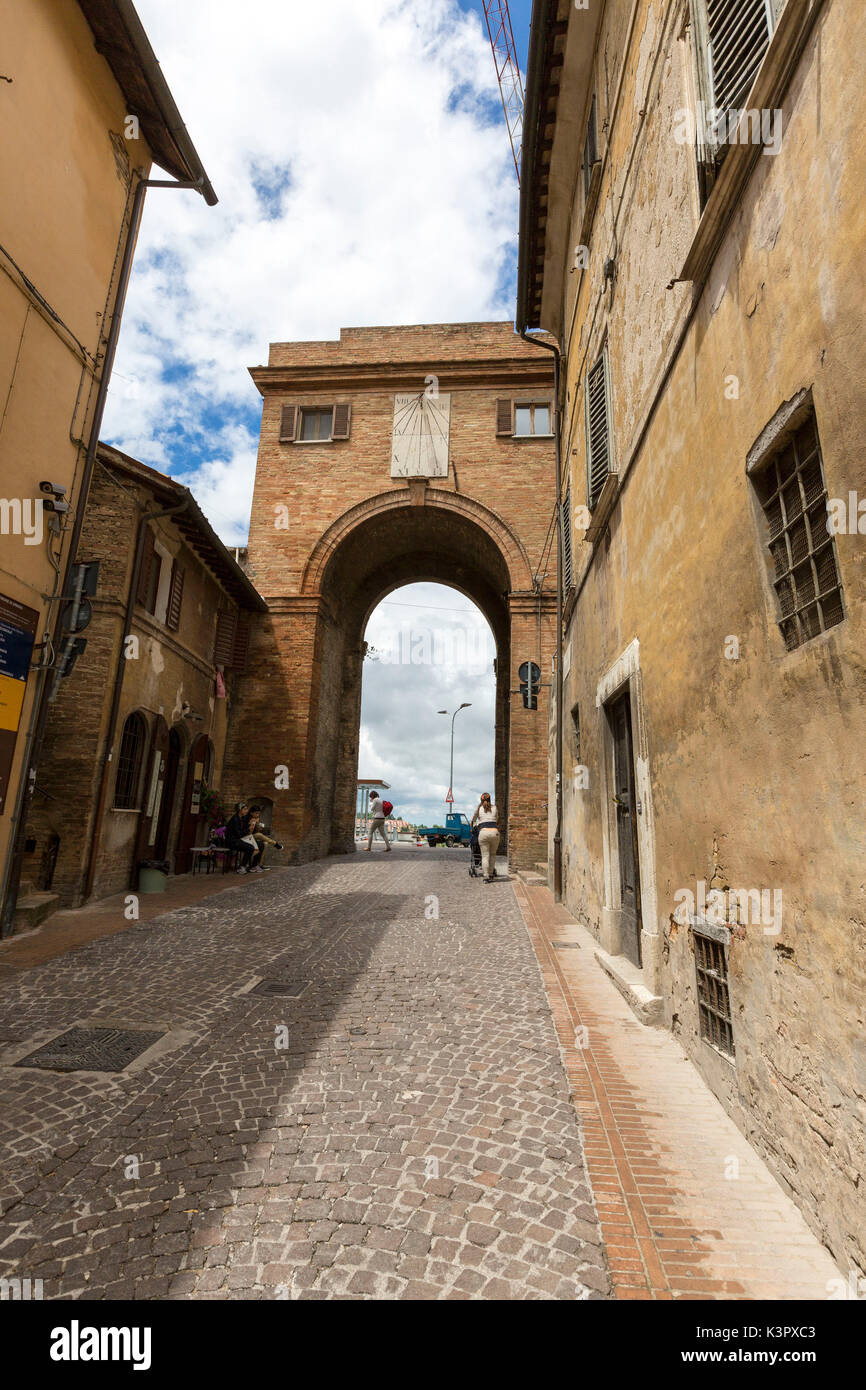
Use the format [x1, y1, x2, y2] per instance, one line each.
[535, 861, 549, 877]
[12, 891, 60, 936]
[518, 871, 547, 885]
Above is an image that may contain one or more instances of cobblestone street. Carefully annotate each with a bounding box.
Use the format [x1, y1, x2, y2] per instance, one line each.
[0, 848, 842, 1303]
[0, 850, 609, 1300]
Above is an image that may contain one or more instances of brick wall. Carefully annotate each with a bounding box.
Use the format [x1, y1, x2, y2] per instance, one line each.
[225, 321, 557, 870]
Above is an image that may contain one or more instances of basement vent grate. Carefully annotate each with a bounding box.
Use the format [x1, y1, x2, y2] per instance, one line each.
[14, 1026, 165, 1074]
[693, 930, 735, 1057]
[249, 979, 309, 997]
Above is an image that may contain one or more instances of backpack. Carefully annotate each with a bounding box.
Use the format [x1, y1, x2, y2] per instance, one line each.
[381, 800, 393, 817]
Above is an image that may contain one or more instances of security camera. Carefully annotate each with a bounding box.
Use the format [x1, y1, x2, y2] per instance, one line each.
[39, 482, 67, 498]
[41, 498, 69, 514]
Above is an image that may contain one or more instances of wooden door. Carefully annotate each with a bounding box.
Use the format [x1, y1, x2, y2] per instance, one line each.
[610, 691, 642, 967]
[155, 728, 182, 860]
[175, 734, 210, 874]
[131, 717, 169, 877]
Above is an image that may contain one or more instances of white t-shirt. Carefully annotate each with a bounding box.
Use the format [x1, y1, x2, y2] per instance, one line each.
[475, 804, 497, 826]
[369, 797, 385, 819]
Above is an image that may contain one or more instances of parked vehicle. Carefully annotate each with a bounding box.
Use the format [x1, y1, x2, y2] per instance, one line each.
[416, 812, 473, 847]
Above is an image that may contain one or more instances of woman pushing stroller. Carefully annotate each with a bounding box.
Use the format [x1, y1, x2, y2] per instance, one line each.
[471, 792, 499, 884]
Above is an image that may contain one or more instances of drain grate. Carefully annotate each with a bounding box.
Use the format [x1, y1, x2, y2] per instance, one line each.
[552, 942, 580, 949]
[14, 1026, 165, 1074]
[250, 979, 309, 997]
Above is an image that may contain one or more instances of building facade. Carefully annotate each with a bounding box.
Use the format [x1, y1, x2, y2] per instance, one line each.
[21, 446, 265, 917]
[0, 0, 214, 932]
[518, 0, 864, 1270]
[224, 322, 558, 871]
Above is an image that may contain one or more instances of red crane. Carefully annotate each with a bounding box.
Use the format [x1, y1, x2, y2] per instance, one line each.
[483, 0, 525, 182]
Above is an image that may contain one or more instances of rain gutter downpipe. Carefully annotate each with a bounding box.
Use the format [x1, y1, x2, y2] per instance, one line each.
[516, 0, 563, 901]
[520, 329, 564, 904]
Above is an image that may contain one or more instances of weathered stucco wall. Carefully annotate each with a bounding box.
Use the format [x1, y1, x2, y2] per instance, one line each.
[0, 0, 153, 887]
[553, 0, 864, 1272]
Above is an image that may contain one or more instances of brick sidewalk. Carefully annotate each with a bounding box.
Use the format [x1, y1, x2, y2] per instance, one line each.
[514, 881, 841, 1300]
[0, 869, 290, 974]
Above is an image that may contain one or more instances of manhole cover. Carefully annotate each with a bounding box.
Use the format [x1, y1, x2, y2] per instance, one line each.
[14, 1026, 165, 1074]
[349, 1027, 366, 1035]
[250, 979, 309, 997]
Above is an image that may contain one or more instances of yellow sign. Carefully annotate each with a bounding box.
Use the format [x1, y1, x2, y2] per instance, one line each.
[0, 673, 26, 733]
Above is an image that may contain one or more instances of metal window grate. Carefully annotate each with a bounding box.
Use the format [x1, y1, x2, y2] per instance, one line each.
[753, 411, 844, 651]
[694, 929, 735, 1057]
[114, 712, 146, 810]
[586, 353, 611, 510]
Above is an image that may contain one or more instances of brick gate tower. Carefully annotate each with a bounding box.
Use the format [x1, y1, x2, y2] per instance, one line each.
[224, 322, 557, 871]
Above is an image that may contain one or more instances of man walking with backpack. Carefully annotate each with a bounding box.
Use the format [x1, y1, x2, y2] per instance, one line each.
[365, 792, 392, 852]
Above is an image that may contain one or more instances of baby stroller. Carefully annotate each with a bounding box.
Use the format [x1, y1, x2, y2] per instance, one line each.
[468, 826, 483, 878]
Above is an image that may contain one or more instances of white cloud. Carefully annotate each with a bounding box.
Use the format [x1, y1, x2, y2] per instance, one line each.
[102, 0, 519, 543]
[359, 583, 497, 825]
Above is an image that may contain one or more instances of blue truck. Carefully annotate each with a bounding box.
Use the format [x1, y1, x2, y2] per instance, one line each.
[417, 812, 473, 847]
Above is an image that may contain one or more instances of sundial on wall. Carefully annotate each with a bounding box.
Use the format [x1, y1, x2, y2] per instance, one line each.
[390, 392, 451, 478]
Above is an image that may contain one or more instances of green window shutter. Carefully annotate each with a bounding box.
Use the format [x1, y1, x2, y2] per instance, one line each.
[561, 485, 573, 590]
[585, 352, 612, 511]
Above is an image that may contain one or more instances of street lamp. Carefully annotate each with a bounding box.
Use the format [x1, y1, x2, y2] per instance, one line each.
[438, 703, 471, 811]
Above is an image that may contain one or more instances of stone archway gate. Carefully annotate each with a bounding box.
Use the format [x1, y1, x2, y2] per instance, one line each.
[224, 322, 557, 871]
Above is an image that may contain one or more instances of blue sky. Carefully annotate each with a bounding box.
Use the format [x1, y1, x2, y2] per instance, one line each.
[102, 0, 533, 828]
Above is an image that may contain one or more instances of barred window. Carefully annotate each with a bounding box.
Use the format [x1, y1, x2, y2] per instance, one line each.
[114, 712, 147, 810]
[752, 410, 844, 651]
[693, 928, 734, 1057]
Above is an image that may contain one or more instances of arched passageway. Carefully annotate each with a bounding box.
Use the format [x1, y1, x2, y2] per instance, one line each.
[223, 320, 558, 870]
[226, 487, 555, 870]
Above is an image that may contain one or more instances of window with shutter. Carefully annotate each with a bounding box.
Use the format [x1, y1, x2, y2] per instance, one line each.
[232, 615, 250, 673]
[585, 352, 612, 511]
[299, 408, 333, 441]
[279, 405, 297, 442]
[136, 525, 156, 610]
[214, 609, 236, 666]
[692, 0, 776, 200]
[496, 399, 514, 436]
[581, 94, 598, 197]
[561, 485, 574, 591]
[165, 561, 184, 632]
[703, 0, 774, 116]
[331, 403, 352, 440]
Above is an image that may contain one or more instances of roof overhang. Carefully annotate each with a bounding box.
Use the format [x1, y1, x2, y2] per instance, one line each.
[77, 0, 217, 205]
[517, 0, 604, 338]
[96, 444, 266, 612]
